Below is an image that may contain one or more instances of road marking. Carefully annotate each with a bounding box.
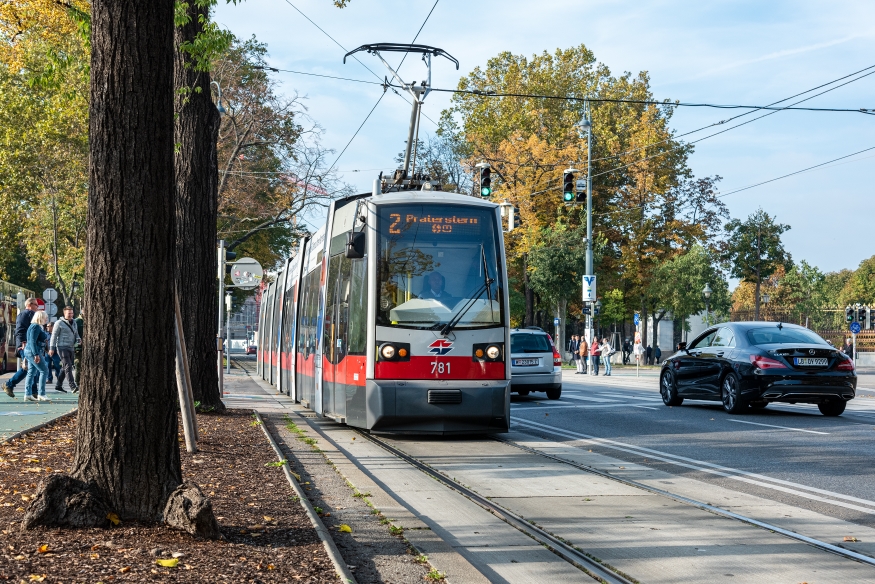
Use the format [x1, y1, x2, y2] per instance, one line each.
[561, 395, 620, 403]
[513, 418, 875, 514]
[631, 405, 657, 410]
[727, 419, 829, 435]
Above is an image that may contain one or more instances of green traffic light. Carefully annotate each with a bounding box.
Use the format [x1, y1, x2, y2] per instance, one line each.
[563, 192, 574, 201]
[480, 187, 492, 197]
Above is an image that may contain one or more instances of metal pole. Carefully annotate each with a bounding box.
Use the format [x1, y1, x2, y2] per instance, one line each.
[401, 89, 421, 178]
[585, 100, 594, 375]
[217, 240, 225, 396]
[226, 292, 232, 375]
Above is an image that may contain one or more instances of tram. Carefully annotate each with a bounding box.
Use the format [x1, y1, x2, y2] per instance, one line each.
[257, 186, 511, 434]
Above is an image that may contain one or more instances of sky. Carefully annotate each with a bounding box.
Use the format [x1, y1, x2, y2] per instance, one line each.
[213, 0, 875, 276]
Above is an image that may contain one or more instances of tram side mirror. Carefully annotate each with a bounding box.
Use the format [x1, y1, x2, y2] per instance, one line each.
[345, 231, 365, 259]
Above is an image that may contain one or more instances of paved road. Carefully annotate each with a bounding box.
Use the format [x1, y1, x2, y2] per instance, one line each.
[512, 368, 875, 529]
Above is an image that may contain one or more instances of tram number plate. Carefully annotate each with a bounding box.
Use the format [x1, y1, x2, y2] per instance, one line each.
[512, 358, 540, 366]
[431, 361, 451, 375]
[793, 357, 827, 367]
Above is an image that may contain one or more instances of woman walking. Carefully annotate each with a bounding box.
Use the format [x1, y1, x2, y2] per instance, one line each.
[590, 336, 601, 376]
[23, 310, 50, 402]
[601, 337, 613, 376]
[578, 336, 589, 374]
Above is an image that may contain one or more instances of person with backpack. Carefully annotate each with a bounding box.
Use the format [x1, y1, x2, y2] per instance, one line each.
[49, 306, 81, 393]
[590, 335, 602, 375]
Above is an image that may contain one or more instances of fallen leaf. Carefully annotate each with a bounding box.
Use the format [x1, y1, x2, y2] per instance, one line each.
[14, 554, 26, 560]
[119, 567, 131, 574]
[156, 558, 179, 568]
[28, 575, 46, 582]
[339, 524, 352, 533]
[267, 564, 276, 570]
[107, 512, 120, 525]
[844, 536, 859, 542]
[37, 544, 48, 554]
[263, 516, 274, 522]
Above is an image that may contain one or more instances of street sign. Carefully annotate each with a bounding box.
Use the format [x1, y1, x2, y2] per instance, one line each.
[553, 317, 560, 327]
[850, 321, 862, 334]
[35, 298, 45, 310]
[634, 313, 640, 326]
[575, 178, 586, 192]
[42, 288, 58, 303]
[230, 257, 263, 290]
[43, 301, 57, 316]
[582, 275, 597, 302]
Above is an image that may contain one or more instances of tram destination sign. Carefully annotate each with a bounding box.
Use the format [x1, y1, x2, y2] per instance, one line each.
[388, 210, 483, 235]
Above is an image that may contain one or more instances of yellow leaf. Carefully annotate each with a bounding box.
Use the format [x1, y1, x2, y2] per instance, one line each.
[290, 471, 301, 481]
[37, 544, 48, 553]
[107, 512, 120, 525]
[267, 564, 276, 570]
[263, 515, 274, 522]
[843, 536, 859, 542]
[156, 558, 179, 568]
[119, 567, 131, 573]
[339, 524, 352, 533]
[28, 575, 46, 582]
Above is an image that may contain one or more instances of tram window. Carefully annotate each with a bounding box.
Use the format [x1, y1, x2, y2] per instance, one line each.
[376, 203, 504, 330]
[347, 259, 367, 355]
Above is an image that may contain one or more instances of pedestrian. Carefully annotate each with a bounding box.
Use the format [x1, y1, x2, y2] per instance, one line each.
[655, 346, 662, 365]
[73, 308, 84, 386]
[23, 310, 50, 401]
[579, 336, 589, 374]
[49, 306, 81, 393]
[45, 323, 62, 385]
[633, 340, 644, 365]
[646, 344, 653, 366]
[601, 337, 613, 376]
[4, 297, 39, 398]
[569, 335, 583, 374]
[590, 336, 601, 375]
[841, 338, 853, 359]
[622, 338, 631, 365]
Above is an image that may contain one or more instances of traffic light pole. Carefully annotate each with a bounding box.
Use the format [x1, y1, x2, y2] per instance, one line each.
[585, 100, 594, 374]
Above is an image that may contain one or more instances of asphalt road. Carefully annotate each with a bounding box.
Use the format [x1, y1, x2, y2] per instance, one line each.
[511, 367, 875, 529]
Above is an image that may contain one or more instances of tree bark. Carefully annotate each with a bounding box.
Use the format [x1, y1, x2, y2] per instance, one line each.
[72, 0, 181, 521]
[174, 0, 224, 411]
[523, 253, 534, 327]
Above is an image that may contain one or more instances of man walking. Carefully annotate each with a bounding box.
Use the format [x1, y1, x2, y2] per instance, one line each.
[4, 298, 39, 398]
[49, 306, 81, 393]
[622, 338, 631, 365]
[655, 345, 662, 365]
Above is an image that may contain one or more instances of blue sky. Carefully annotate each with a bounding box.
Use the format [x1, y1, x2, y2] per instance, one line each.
[214, 0, 875, 275]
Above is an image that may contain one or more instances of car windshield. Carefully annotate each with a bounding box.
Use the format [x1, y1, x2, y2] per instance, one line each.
[746, 327, 826, 345]
[376, 203, 504, 330]
[511, 333, 552, 354]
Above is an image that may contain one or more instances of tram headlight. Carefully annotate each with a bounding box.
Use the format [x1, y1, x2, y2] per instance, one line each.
[486, 345, 501, 360]
[377, 342, 411, 362]
[380, 344, 396, 360]
[472, 342, 504, 362]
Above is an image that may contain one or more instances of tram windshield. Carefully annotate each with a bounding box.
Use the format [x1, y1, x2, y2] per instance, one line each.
[377, 203, 504, 330]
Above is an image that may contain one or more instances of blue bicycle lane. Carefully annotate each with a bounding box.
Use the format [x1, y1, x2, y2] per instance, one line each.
[0, 371, 78, 441]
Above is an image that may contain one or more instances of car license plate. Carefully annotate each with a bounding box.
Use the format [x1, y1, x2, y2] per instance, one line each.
[513, 358, 540, 366]
[794, 357, 827, 366]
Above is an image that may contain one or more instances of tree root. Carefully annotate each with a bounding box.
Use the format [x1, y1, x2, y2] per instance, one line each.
[23, 474, 111, 529]
[163, 480, 221, 539]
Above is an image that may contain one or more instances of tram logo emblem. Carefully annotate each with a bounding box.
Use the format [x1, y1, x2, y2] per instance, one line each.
[428, 339, 454, 355]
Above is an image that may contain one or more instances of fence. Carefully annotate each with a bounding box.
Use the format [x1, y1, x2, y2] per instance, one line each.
[730, 308, 874, 352]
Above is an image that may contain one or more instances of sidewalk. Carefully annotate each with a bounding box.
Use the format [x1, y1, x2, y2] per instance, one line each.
[0, 370, 79, 442]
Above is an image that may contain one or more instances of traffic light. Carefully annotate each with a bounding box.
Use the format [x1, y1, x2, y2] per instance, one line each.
[845, 306, 854, 322]
[563, 171, 575, 203]
[479, 166, 492, 197]
[868, 307, 874, 329]
[224, 250, 237, 273]
[858, 305, 867, 323]
[575, 180, 586, 204]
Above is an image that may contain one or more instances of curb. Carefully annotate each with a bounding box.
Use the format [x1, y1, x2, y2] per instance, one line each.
[253, 410, 357, 584]
[2, 408, 78, 444]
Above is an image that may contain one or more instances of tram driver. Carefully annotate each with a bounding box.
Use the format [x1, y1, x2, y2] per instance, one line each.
[419, 272, 457, 307]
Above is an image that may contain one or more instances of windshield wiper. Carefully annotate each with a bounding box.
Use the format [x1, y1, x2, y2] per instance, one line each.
[439, 277, 495, 336]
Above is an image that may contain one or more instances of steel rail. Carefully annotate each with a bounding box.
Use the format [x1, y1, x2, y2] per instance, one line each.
[497, 430, 875, 568]
[356, 430, 635, 584]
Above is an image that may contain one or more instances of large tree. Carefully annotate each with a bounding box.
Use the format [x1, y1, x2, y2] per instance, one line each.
[722, 208, 791, 321]
[72, 0, 180, 520]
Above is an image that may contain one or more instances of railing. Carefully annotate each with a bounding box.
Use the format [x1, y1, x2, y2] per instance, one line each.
[0, 279, 36, 303]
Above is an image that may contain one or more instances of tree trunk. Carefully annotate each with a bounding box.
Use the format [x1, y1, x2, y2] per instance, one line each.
[174, 1, 224, 412]
[523, 253, 534, 327]
[72, 0, 181, 521]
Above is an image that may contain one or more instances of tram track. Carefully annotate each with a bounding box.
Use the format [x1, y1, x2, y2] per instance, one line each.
[356, 426, 875, 583]
[355, 429, 636, 584]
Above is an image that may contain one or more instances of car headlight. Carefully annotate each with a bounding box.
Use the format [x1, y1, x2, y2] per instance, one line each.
[486, 345, 501, 360]
[380, 344, 395, 360]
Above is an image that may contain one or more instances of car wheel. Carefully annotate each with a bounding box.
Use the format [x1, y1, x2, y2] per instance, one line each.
[750, 401, 769, 410]
[516, 389, 530, 396]
[546, 386, 561, 400]
[660, 371, 683, 406]
[818, 400, 846, 417]
[721, 373, 747, 414]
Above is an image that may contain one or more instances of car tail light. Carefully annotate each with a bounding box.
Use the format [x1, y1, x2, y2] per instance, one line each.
[836, 358, 855, 372]
[750, 354, 787, 370]
[553, 348, 562, 367]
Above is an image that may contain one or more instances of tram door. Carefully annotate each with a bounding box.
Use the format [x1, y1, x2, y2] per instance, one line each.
[322, 254, 352, 419]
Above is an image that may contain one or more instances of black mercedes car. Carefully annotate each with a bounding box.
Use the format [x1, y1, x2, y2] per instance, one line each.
[660, 322, 856, 416]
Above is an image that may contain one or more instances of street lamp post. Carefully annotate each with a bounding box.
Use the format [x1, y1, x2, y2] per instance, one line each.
[703, 283, 712, 327]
